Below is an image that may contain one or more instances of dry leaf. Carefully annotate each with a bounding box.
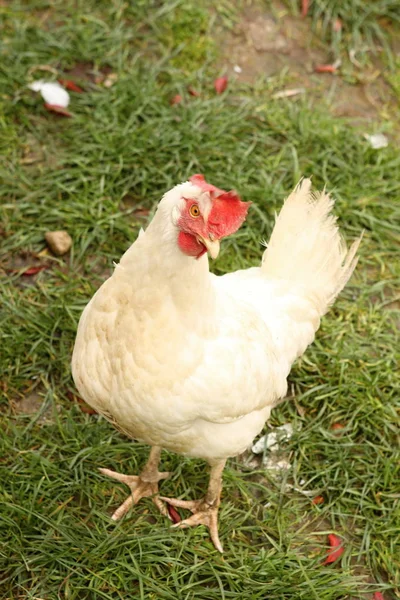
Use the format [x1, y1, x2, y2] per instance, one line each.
[22, 266, 47, 276]
[312, 495, 324, 505]
[58, 79, 84, 93]
[301, 0, 309, 17]
[188, 87, 200, 97]
[79, 403, 98, 415]
[331, 422, 345, 431]
[167, 504, 181, 523]
[66, 390, 97, 415]
[315, 64, 338, 73]
[44, 103, 73, 117]
[333, 18, 342, 32]
[273, 88, 305, 99]
[214, 76, 228, 94]
[324, 534, 344, 564]
[170, 94, 183, 105]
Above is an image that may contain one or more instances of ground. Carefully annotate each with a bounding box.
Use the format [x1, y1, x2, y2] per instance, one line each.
[0, 0, 399, 598]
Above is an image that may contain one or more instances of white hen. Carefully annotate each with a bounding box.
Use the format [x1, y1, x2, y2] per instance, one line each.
[72, 176, 361, 552]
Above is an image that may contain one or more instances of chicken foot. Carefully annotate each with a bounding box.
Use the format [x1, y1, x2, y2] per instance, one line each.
[99, 446, 171, 520]
[161, 459, 226, 553]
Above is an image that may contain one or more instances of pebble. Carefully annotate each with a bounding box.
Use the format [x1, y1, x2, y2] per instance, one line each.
[45, 230, 72, 255]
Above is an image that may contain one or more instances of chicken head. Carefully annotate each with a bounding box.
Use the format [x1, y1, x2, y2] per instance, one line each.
[174, 174, 250, 260]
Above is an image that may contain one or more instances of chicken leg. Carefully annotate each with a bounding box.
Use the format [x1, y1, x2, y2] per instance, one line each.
[161, 459, 226, 553]
[99, 446, 171, 520]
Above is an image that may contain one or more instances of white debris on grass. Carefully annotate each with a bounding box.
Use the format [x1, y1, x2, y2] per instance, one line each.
[364, 133, 388, 149]
[252, 423, 295, 473]
[28, 80, 70, 107]
[263, 457, 291, 471]
[233, 65, 242, 73]
[252, 423, 294, 454]
[272, 88, 305, 99]
[284, 482, 317, 497]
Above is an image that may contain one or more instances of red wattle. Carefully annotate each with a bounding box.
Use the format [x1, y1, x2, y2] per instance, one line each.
[178, 231, 206, 258]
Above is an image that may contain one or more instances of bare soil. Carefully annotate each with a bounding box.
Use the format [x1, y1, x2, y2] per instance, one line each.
[220, 2, 397, 124]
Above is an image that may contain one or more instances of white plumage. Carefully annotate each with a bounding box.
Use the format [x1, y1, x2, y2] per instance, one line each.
[72, 177, 361, 551]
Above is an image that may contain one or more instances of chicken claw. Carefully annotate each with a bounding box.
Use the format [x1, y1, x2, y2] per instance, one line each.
[160, 496, 223, 553]
[99, 446, 170, 520]
[160, 459, 226, 553]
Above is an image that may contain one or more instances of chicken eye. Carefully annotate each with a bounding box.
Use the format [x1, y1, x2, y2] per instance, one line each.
[189, 204, 200, 218]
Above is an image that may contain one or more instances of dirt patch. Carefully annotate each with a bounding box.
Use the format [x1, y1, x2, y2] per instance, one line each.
[1, 250, 55, 288]
[62, 62, 115, 87]
[15, 391, 44, 415]
[12, 390, 54, 424]
[220, 2, 397, 124]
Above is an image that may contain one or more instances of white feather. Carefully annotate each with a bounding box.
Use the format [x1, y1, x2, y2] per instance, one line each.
[262, 178, 362, 312]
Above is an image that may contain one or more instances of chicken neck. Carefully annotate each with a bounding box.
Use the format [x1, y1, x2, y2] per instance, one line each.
[118, 205, 216, 316]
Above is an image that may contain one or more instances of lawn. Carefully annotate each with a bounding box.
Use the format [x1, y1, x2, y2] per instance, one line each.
[1, 1, 399, 598]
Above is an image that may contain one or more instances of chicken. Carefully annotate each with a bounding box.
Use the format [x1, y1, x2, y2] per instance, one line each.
[72, 176, 361, 552]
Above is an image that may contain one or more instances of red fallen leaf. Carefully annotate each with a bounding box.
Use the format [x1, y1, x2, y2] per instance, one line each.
[66, 391, 76, 402]
[214, 76, 228, 94]
[373, 593, 384, 600]
[44, 103, 73, 117]
[170, 94, 183, 106]
[167, 504, 181, 524]
[331, 422, 345, 431]
[315, 64, 338, 73]
[22, 266, 47, 276]
[324, 534, 344, 564]
[312, 495, 324, 505]
[58, 79, 84, 93]
[333, 18, 342, 32]
[79, 403, 97, 415]
[301, 0, 309, 18]
[66, 390, 97, 415]
[188, 86, 200, 97]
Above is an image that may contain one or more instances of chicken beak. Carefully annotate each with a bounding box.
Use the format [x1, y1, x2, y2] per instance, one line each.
[199, 236, 220, 259]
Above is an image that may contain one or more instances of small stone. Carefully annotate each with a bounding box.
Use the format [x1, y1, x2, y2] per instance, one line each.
[103, 73, 118, 88]
[45, 230, 72, 255]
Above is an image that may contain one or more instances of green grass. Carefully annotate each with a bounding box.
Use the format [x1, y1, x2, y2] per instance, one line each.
[285, 0, 400, 64]
[1, 0, 400, 598]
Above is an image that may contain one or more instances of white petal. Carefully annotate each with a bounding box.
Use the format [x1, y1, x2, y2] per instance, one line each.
[28, 80, 70, 107]
[28, 80, 47, 92]
[364, 133, 388, 149]
[40, 83, 70, 107]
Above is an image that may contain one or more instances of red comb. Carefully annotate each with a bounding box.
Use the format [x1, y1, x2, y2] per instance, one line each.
[189, 174, 225, 197]
[189, 174, 250, 237]
[209, 191, 250, 237]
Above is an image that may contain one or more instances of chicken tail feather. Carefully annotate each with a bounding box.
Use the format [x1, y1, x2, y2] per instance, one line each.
[261, 178, 362, 315]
